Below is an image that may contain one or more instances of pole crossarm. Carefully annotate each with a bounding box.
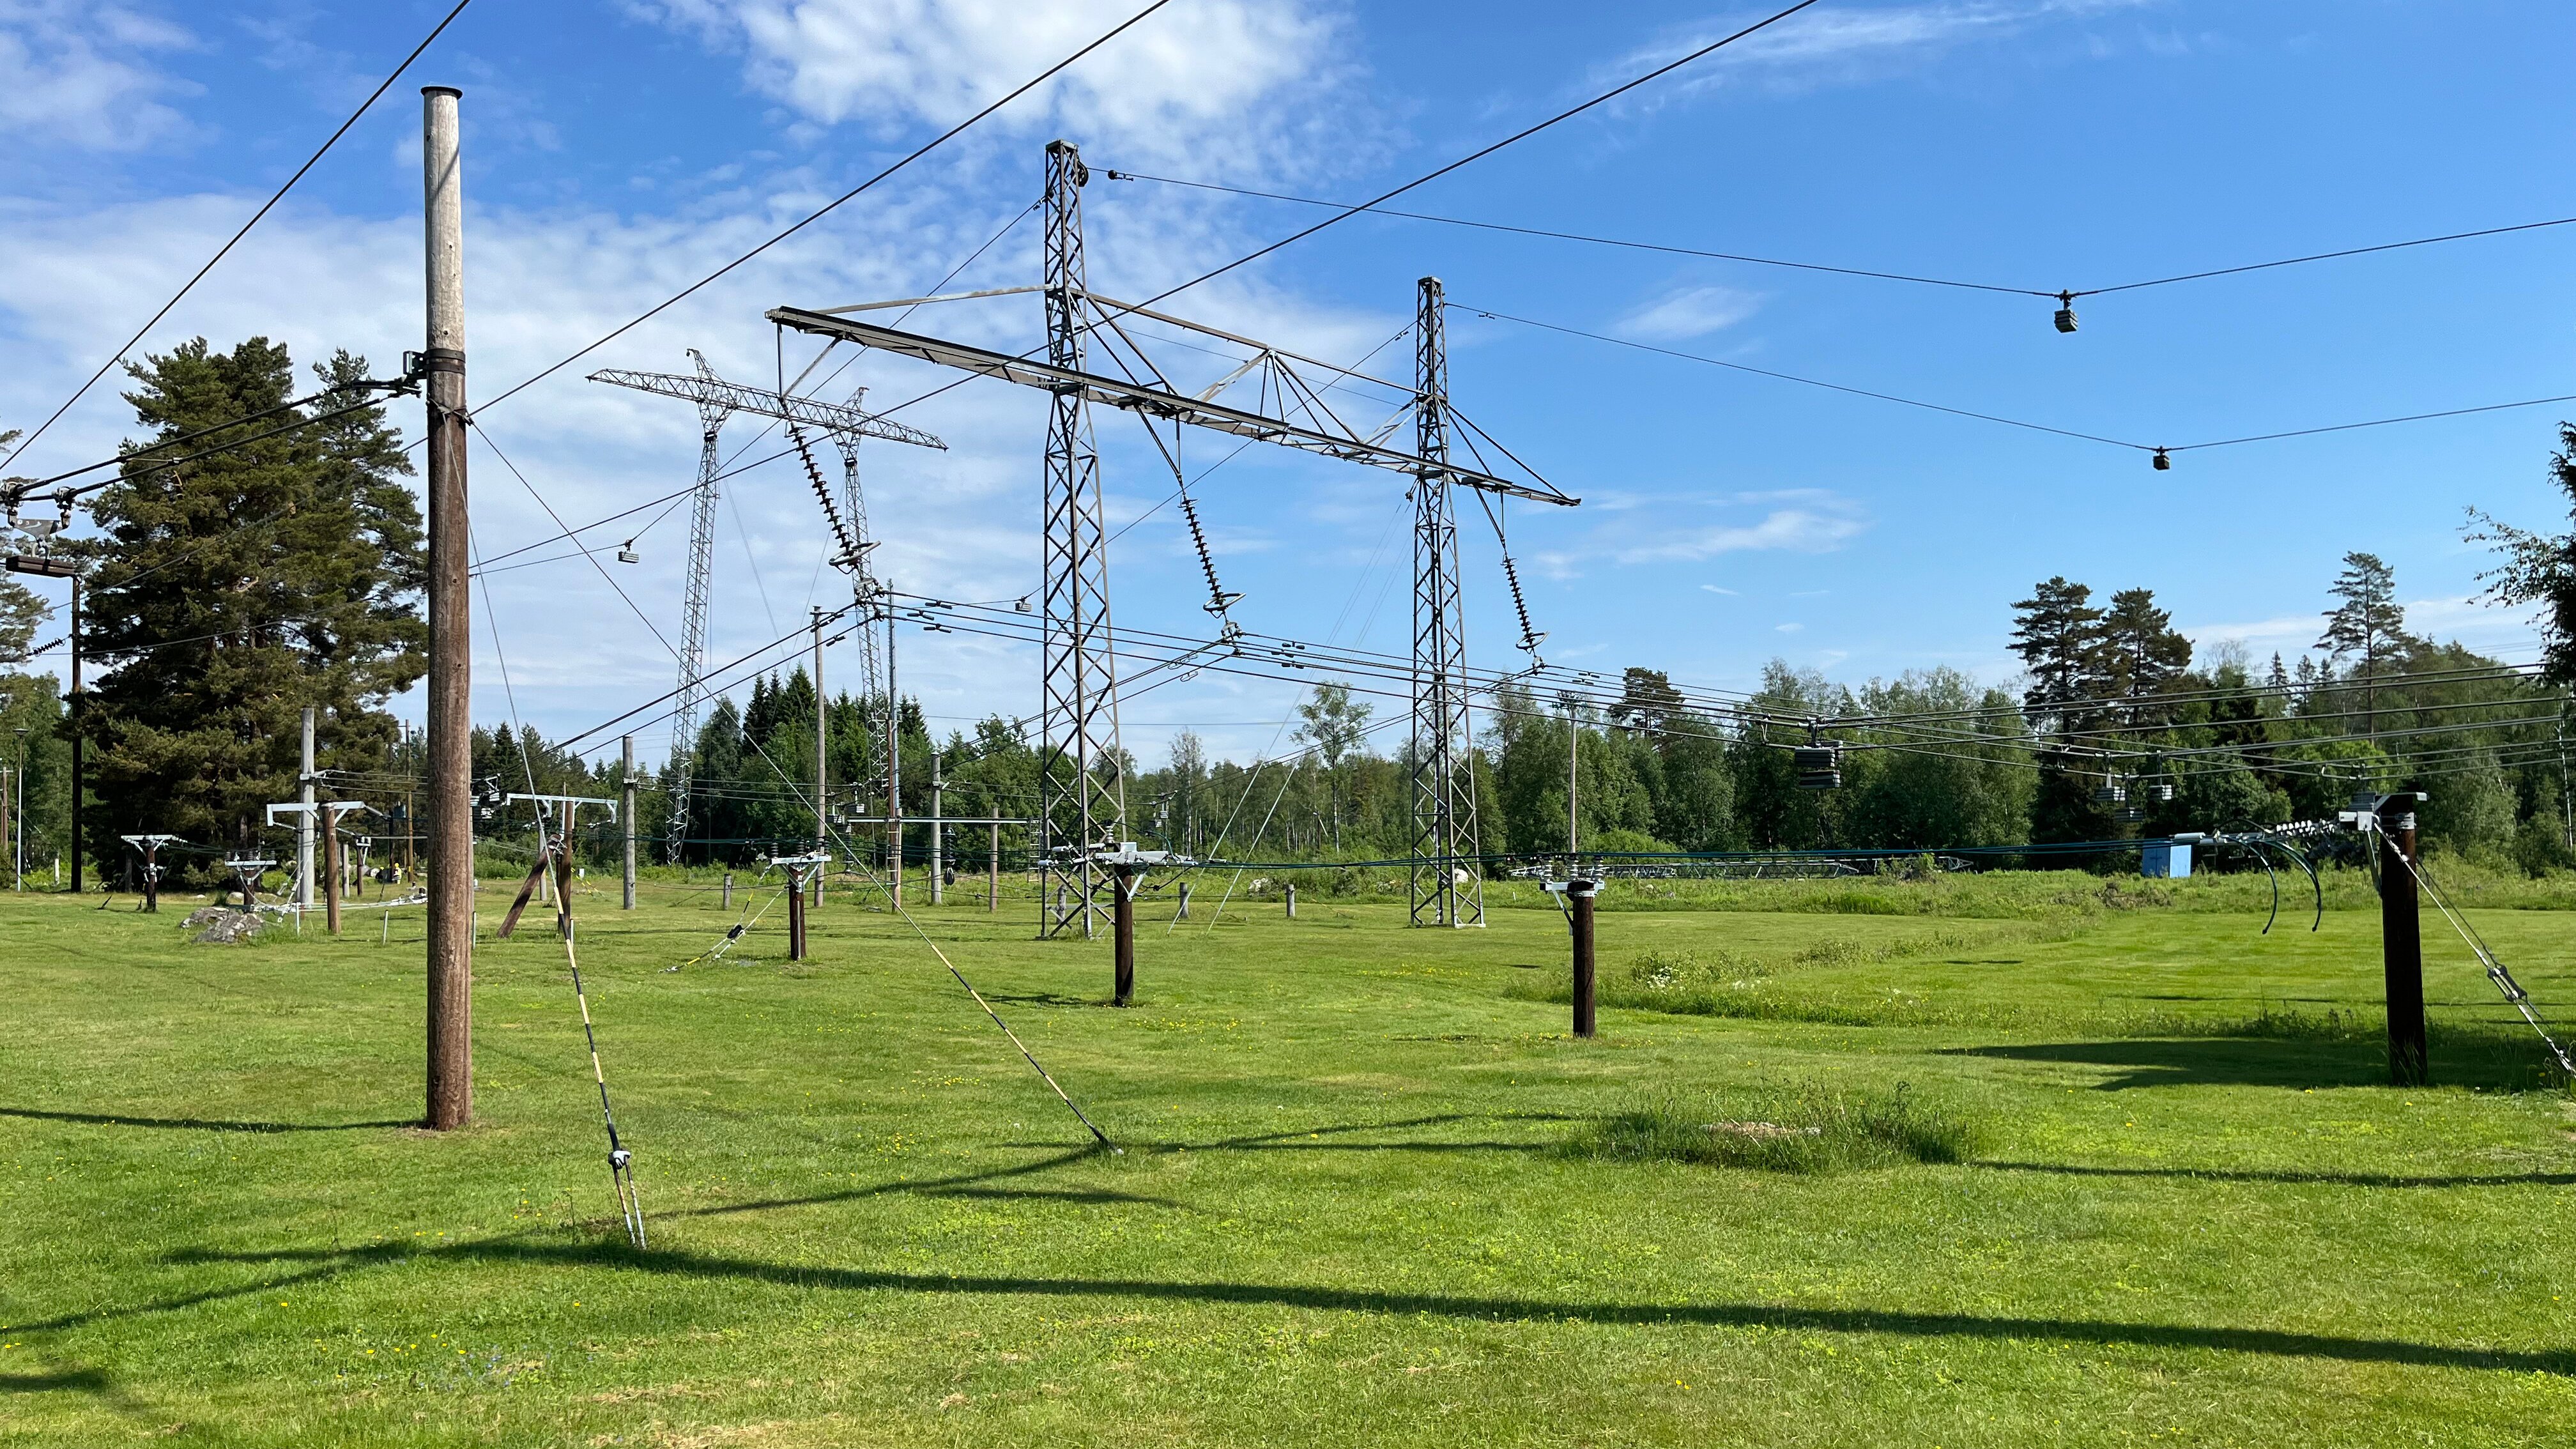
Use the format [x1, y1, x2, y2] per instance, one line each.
[763, 306, 1577, 507]
[586, 367, 949, 452]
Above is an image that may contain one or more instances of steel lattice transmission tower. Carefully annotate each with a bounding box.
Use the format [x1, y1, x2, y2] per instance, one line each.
[589, 353, 946, 863]
[1410, 277, 1483, 927]
[1038, 139, 1125, 938]
[672, 351, 727, 864]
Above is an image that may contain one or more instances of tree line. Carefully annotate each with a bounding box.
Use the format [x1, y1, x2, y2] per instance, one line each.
[14, 336, 2576, 884]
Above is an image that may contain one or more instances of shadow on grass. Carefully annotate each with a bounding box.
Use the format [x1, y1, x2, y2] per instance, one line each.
[167, 1238, 2576, 1377]
[1947, 1036, 2561, 1092]
[1978, 1161, 2576, 1190]
[0, 1107, 414, 1134]
[0, 1368, 110, 1395]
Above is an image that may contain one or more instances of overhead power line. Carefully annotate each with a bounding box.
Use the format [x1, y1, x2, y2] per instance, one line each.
[1102, 169, 2053, 298]
[860, 0, 1823, 431]
[1458, 303, 2153, 452]
[1103, 169, 2576, 310]
[2, 0, 475, 470]
[1463, 303, 2576, 466]
[1084, 0, 1821, 332]
[471, 0, 1179, 421]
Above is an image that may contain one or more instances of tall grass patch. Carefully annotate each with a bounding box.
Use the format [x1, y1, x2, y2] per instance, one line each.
[1565, 1083, 1986, 1172]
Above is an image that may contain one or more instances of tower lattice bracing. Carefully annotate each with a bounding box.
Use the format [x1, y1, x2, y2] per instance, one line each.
[832, 434, 888, 718]
[1410, 277, 1483, 926]
[668, 349, 730, 863]
[1038, 139, 1125, 938]
[588, 353, 944, 864]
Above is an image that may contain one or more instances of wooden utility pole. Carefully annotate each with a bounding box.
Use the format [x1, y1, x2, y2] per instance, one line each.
[320, 800, 344, 936]
[812, 610, 828, 904]
[2379, 791, 2428, 1086]
[620, 735, 638, 910]
[929, 752, 944, 905]
[987, 822, 999, 912]
[298, 707, 317, 914]
[885, 608, 901, 905]
[422, 84, 473, 1131]
[67, 574, 81, 893]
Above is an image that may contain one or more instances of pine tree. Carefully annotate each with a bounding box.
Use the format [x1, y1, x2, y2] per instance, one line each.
[2316, 551, 2411, 740]
[79, 338, 425, 861]
[2094, 587, 2193, 720]
[2009, 577, 2103, 733]
[1607, 666, 1687, 737]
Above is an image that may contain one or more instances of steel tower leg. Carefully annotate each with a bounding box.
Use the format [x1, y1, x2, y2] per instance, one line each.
[1038, 139, 1123, 939]
[666, 349, 728, 864]
[832, 435, 887, 713]
[1411, 277, 1483, 928]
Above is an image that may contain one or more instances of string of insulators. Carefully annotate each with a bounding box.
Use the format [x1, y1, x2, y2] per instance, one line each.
[786, 422, 857, 564]
[1500, 548, 1545, 663]
[1175, 484, 1241, 622]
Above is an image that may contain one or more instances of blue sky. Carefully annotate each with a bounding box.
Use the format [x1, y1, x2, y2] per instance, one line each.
[3, 0, 2572, 767]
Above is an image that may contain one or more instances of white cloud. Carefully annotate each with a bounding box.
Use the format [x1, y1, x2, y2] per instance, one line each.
[1608, 0, 2154, 100]
[632, 0, 1340, 163]
[0, 0, 192, 150]
[2183, 596, 2543, 663]
[1529, 489, 1867, 575]
[1699, 583, 1738, 595]
[1616, 284, 1761, 341]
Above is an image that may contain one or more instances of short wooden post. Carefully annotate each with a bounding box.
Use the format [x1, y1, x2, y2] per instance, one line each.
[2380, 793, 2428, 1085]
[721, 871, 733, 910]
[1569, 877, 1600, 1039]
[1176, 880, 1191, 920]
[1284, 882, 1296, 919]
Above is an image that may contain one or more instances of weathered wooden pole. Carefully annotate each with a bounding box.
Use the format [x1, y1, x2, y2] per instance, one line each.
[987, 822, 999, 912]
[620, 735, 637, 910]
[298, 706, 317, 914]
[1570, 877, 1599, 1039]
[2379, 792, 2428, 1085]
[422, 84, 474, 1130]
[1112, 862, 1137, 1006]
[320, 801, 344, 936]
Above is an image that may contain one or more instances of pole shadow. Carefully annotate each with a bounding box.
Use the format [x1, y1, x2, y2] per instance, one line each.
[1977, 1160, 2576, 1190]
[172, 1237, 2576, 1377]
[0, 1107, 415, 1135]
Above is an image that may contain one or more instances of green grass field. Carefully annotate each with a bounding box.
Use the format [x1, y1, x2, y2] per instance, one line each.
[5, 870, 2575, 1446]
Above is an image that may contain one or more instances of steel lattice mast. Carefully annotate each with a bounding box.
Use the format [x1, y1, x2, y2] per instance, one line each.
[671, 352, 727, 864]
[1038, 139, 1124, 938]
[588, 352, 946, 863]
[1410, 277, 1483, 927]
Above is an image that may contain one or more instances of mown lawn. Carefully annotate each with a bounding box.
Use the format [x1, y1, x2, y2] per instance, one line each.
[3, 872, 2573, 1446]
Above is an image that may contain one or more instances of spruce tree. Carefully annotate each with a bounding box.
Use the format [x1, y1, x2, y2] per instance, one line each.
[78, 337, 425, 861]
